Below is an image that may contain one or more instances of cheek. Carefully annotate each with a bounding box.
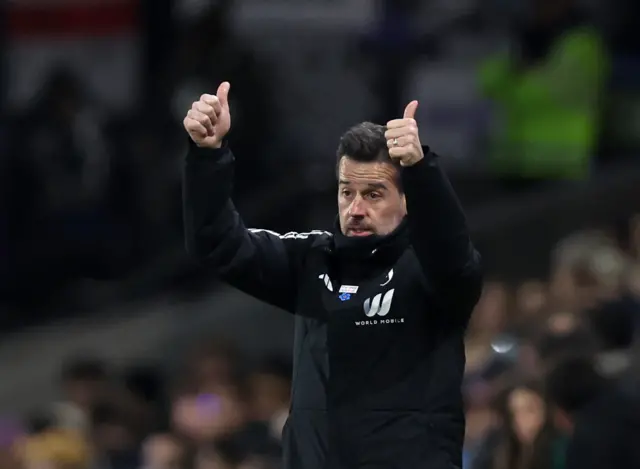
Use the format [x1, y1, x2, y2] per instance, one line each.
[376, 203, 404, 223]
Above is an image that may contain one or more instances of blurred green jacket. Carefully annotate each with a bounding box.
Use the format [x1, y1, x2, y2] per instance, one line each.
[479, 26, 608, 179]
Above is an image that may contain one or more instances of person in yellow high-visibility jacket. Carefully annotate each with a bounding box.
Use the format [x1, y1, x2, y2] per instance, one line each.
[479, 0, 609, 180]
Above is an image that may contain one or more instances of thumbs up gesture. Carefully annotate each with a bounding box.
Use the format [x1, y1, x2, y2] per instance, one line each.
[384, 101, 424, 167]
[183, 82, 231, 149]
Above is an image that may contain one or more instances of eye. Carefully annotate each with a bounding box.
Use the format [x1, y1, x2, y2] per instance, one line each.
[367, 192, 382, 200]
[341, 189, 352, 197]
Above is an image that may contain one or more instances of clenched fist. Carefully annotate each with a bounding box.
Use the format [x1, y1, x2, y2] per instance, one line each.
[384, 100, 424, 167]
[183, 82, 231, 149]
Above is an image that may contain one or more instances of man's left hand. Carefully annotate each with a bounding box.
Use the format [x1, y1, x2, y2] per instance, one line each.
[385, 101, 424, 167]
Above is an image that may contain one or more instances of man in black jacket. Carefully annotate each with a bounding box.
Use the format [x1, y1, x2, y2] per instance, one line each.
[182, 82, 482, 469]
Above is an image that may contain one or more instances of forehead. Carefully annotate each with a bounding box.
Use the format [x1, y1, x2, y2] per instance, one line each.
[338, 157, 398, 188]
[509, 388, 541, 407]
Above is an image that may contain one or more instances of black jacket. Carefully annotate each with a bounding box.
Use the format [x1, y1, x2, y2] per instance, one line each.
[183, 143, 482, 469]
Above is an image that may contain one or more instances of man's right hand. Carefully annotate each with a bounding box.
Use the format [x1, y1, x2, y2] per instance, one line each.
[183, 82, 231, 149]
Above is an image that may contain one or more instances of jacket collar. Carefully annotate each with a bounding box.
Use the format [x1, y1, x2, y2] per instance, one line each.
[329, 217, 410, 263]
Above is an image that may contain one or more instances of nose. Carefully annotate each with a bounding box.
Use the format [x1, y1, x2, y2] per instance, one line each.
[348, 196, 366, 217]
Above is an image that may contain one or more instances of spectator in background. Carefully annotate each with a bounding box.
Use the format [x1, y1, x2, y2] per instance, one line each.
[6, 66, 120, 307]
[479, 0, 608, 180]
[53, 356, 110, 435]
[546, 355, 640, 469]
[514, 280, 548, 320]
[472, 380, 567, 469]
[549, 230, 627, 312]
[90, 403, 140, 469]
[140, 433, 185, 469]
[248, 357, 291, 441]
[119, 365, 166, 439]
[16, 427, 91, 469]
[586, 297, 637, 377]
[180, 339, 244, 395]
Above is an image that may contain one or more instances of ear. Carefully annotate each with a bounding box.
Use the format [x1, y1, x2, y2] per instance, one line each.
[402, 194, 407, 214]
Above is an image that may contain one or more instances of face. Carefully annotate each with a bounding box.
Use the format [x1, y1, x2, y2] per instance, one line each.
[143, 434, 183, 469]
[508, 388, 546, 445]
[338, 157, 406, 237]
[65, 379, 105, 409]
[172, 388, 245, 442]
[516, 280, 547, 317]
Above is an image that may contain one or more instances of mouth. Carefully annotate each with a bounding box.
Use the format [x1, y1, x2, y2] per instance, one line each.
[347, 228, 373, 237]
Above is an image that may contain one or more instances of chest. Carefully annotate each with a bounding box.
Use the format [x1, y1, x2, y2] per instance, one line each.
[298, 250, 432, 341]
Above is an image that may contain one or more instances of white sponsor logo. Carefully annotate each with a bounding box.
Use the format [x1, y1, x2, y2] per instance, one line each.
[318, 274, 333, 292]
[358, 288, 404, 326]
[355, 317, 405, 326]
[380, 269, 393, 286]
[339, 285, 358, 294]
[363, 289, 394, 317]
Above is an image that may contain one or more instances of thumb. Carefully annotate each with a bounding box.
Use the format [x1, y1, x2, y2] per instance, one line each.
[403, 100, 418, 119]
[216, 81, 231, 108]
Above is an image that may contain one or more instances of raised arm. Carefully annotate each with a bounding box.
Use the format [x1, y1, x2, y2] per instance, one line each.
[385, 101, 482, 321]
[182, 83, 323, 312]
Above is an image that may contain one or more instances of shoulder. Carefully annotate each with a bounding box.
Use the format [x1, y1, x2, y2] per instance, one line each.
[247, 229, 332, 248]
[248, 229, 331, 240]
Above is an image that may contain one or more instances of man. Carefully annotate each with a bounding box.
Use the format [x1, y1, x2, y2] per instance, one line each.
[183, 82, 482, 469]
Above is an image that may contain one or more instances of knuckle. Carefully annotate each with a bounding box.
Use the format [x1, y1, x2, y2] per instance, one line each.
[202, 95, 219, 107]
[195, 102, 209, 112]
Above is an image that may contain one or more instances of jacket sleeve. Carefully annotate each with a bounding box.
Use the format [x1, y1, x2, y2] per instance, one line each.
[182, 143, 323, 313]
[401, 148, 482, 322]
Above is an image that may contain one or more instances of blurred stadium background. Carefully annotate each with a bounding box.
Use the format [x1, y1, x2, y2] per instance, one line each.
[0, 0, 639, 468]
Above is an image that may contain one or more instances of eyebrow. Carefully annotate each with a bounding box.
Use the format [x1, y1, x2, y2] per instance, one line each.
[339, 180, 387, 191]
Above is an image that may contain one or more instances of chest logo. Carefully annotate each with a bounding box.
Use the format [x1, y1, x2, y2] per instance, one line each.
[318, 274, 333, 292]
[380, 269, 393, 286]
[363, 289, 395, 317]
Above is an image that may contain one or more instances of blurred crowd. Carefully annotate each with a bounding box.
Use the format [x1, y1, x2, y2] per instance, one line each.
[463, 218, 640, 469]
[0, 342, 292, 469]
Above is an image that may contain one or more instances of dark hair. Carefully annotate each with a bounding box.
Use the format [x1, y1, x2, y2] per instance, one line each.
[587, 297, 637, 351]
[336, 122, 402, 189]
[26, 409, 56, 434]
[208, 436, 249, 466]
[535, 328, 597, 363]
[492, 379, 559, 469]
[546, 355, 606, 415]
